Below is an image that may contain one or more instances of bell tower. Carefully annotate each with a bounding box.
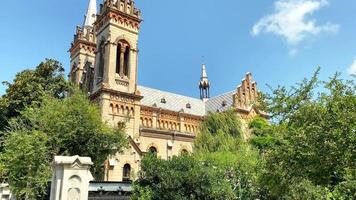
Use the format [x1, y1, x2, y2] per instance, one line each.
[69, 0, 97, 92]
[93, 0, 142, 94]
[91, 0, 143, 138]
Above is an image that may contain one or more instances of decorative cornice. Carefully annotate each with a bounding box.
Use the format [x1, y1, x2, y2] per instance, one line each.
[70, 40, 96, 56]
[90, 87, 143, 101]
[140, 105, 203, 120]
[140, 128, 196, 142]
[94, 8, 141, 33]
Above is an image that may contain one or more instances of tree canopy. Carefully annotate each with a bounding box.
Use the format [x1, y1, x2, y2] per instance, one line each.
[1, 90, 127, 199]
[0, 59, 69, 131]
[132, 154, 236, 200]
[194, 110, 243, 153]
[260, 72, 356, 199]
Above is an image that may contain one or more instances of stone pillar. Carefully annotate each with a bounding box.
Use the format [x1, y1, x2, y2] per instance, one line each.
[50, 156, 94, 200]
[152, 112, 158, 129]
[179, 115, 185, 132]
[0, 183, 11, 200]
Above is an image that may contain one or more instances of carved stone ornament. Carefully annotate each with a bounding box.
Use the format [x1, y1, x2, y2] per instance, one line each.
[110, 94, 135, 103]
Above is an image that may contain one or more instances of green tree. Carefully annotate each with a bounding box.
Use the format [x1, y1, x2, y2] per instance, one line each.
[248, 116, 281, 153]
[194, 110, 264, 199]
[261, 72, 356, 199]
[18, 89, 127, 178]
[1, 89, 127, 199]
[194, 110, 242, 153]
[131, 154, 236, 200]
[195, 147, 263, 200]
[0, 130, 51, 199]
[0, 59, 69, 131]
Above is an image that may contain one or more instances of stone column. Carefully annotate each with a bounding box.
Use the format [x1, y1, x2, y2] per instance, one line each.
[50, 156, 94, 200]
[152, 112, 158, 129]
[119, 46, 125, 76]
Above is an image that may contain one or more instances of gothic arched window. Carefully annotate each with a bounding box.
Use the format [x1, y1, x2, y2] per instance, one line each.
[116, 40, 130, 77]
[98, 41, 105, 82]
[123, 164, 131, 181]
[116, 43, 122, 74]
[71, 63, 77, 83]
[148, 146, 157, 155]
[181, 149, 189, 156]
[124, 46, 130, 76]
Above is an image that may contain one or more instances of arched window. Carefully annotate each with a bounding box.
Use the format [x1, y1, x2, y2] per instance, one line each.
[116, 40, 130, 77]
[124, 46, 130, 76]
[148, 119, 153, 128]
[181, 149, 189, 156]
[109, 103, 114, 114]
[148, 146, 157, 155]
[98, 41, 105, 82]
[71, 63, 77, 83]
[123, 164, 131, 181]
[116, 43, 122, 74]
[115, 105, 119, 114]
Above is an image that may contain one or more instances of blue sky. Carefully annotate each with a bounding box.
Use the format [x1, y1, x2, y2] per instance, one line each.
[0, 0, 355, 98]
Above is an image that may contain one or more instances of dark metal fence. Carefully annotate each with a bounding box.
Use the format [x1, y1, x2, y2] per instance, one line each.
[88, 181, 132, 200]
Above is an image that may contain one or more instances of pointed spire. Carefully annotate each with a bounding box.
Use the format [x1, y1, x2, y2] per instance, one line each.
[199, 64, 210, 101]
[83, 0, 97, 28]
[200, 64, 210, 86]
[201, 64, 208, 78]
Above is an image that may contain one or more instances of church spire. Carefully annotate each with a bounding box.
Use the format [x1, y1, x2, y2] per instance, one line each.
[199, 64, 210, 101]
[83, 0, 97, 28]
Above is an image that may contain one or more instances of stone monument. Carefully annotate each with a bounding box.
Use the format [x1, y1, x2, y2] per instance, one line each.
[50, 156, 94, 200]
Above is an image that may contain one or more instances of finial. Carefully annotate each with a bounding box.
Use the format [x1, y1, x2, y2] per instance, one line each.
[199, 63, 210, 100]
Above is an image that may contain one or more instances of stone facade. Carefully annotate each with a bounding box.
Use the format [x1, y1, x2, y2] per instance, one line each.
[70, 0, 268, 182]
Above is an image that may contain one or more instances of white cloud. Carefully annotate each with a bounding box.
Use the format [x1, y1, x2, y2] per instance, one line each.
[347, 57, 356, 75]
[252, 0, 339, 47]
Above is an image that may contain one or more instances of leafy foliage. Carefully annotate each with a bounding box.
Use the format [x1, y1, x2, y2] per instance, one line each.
[195, 147, 263, 200]
[132, 154, 236, 200]
[248, 116, 281, 152]
[261, 72, 356, 198]
[0, 130, 51, 199]
[1, 89, 127, 199]
[13, 89, 127, 178]
[0, 59, 69, 131]
[266, 67, 320, 124]
[194, 110, 242, 153]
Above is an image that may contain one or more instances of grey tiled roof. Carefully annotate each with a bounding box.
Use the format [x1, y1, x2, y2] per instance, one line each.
[138, 86, 206, 116]
[138, 86, 236, 117]
[205, 91, 234, 113]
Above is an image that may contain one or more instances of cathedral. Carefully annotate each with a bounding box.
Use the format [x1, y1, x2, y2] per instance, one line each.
[69, 0, 267, 182]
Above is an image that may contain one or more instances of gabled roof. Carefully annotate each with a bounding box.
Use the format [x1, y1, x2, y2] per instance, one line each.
[138, 85, 241, 117]
[138, 86, 206, 116]
[205, 91, 234, 113]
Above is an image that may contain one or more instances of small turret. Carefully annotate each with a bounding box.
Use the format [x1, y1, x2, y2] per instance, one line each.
[199, 64, 210, 101]
[69, 0, 97, 91]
